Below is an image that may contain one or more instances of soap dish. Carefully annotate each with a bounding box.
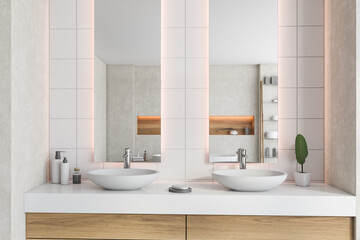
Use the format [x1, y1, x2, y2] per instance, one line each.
[169, 185, 192, 193]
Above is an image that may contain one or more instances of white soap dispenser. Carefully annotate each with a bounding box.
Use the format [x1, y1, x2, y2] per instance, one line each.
[61, 157, 70, 185]
[51, 151, 64, 184]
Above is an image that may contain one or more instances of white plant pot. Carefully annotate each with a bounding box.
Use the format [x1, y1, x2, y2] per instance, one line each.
[294, 172, 311, 187]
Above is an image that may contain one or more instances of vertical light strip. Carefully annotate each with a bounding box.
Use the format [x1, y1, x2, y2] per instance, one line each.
[132, 65, 135, 157]
[47, 1, 51, 182]
[295, 0, 299, 172]
[75, 0, 78, 168]
[184, 0, 187, 181]
[322, 0, 326, 182]
[208, 0, 213, 174]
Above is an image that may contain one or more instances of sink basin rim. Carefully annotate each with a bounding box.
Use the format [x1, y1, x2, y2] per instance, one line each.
[87, 168, 158, 177]
[212, 169, 287, 192]
[212, 169, 286, 177]
[87, 168, 158, 191]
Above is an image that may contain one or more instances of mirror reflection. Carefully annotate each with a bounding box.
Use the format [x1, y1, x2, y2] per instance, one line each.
[209, 0, 278, 164]
[94, 0, 161, 162]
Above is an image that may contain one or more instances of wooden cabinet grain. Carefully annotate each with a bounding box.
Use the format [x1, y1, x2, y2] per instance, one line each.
[26, 213, 186, 240]
[187, 215, 354, 240]
[26, 213, 354, 240]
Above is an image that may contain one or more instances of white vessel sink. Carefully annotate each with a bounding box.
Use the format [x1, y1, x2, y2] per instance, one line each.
[87, 169, 158, 190]
[212, 169, 287, 192]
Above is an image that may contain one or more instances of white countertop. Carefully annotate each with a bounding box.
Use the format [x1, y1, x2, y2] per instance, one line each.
[24, 181, 356, 216]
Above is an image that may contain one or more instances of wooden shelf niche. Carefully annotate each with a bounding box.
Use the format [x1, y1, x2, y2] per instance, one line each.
[137, 116, 161, 135]
[210, 116, 254, 135]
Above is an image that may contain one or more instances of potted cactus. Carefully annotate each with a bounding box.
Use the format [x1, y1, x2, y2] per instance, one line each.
[294, 134, 310, 187]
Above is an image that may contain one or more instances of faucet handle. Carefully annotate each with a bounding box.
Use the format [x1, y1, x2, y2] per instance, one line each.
[236, 148, 246, 156]
[242, 149, 246, 156]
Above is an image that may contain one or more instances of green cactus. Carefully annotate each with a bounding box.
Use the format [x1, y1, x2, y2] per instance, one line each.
[295, 134, 308, 173]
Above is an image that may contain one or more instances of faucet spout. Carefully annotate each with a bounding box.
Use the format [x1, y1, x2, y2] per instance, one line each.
[123, 148, 131, 168]
[236, 148, 247, 169]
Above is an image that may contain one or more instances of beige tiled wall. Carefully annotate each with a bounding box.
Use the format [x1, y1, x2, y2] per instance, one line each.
[50, 0, 325, 182]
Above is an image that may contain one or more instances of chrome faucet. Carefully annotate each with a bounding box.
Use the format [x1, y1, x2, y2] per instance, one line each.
[236, 148, 247, 169]
[123, 148, 131, 168]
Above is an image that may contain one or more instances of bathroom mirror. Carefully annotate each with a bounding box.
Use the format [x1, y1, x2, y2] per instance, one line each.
[209, 0, 278, 164]
[94, 0, 161, 162]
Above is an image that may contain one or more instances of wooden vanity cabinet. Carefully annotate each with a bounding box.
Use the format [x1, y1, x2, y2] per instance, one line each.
[26, 213, 186, 240]
[187, 215, 354, 240]
[26, 213, 354, 240]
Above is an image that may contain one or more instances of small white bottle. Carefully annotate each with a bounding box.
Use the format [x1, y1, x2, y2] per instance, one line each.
[61, 157, 70, 185]
[51, 151, 64, 184]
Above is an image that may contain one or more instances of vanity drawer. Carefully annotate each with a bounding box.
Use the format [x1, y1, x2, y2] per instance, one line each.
[26, 213, 186, 240]
[187, 215, 354, 240]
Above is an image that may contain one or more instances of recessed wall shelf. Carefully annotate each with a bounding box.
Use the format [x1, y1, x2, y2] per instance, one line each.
[137, 116, 161, 135]
[209, 116, 255, 135]
[137, 116, 256, 136]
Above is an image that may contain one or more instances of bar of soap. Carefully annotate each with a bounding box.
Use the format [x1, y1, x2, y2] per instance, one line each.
[172, 185, 189, 190]
[169, 185, 192, 193]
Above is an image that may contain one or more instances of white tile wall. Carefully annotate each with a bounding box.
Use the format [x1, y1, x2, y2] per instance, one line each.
[186, 89, 208, 118]
[162, 119, 186, 149]
[77, 89, 94, 118]
[298, 88, 324, 118]
[270, 150, 297, 181]
[298, 119, 324, 149]
[278, 58, 297, 88]
[186, 119, 209, 149]
[186, 58, 209, 88]
[161, 0, 209, 181]
[49, 0, 100, 175]
[50, 119, 76, 149]
[186, 0, 209, 28]
[158, 150, 186, 180]
[50, 89, 76, 118]
[186, 28, 209, 58]
[162, 89, 186, 118]
[298, 27, 324, 56]
[298, 58, 324, 87]
[50, 0, 76, 29]
[276, 0, 324, 181]
[161, 28, 186, 58]
[77, 0, 94, 28]
[77, 29, 94, 58]
[278, 0, 297, 26]
[278, 27, 297, 57]
[278, 88, 297, 118]
[278, 119, 297, 150]
[298, 0, 324, 26]
[162, 59, 186, 88]
[77, 119, 94, 148]
[50, 60, 77, 88]
[50, 0, 325, 182]
[50, 30, 76, 58]
[77, 59, 94, 88]
[162, 0, 185, 28]
[186, 150, 212, 180]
